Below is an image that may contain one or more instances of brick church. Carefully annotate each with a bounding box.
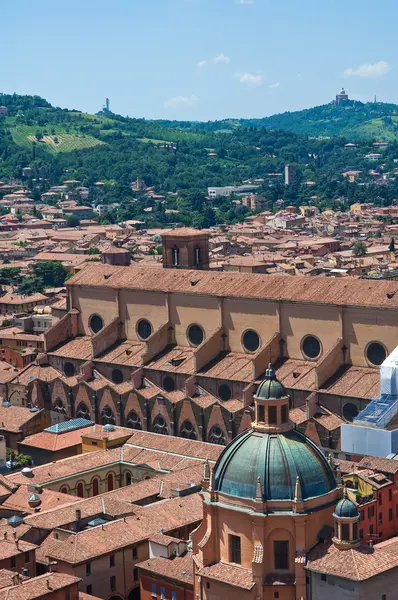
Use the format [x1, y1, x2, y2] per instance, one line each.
[5, 228, 397, 455]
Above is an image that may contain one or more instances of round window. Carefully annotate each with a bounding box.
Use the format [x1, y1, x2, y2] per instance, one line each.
[63, 362, 75, 377]
[366, 342, 387, 366]
[242, 329, 260, 353]
[343, 402, 359, 422]
[187, 324, 204, 347]
[302, 335, 321, 359]
[89, 314, 104, 334]
[218, 384, 232, 401]
[137, 319, 152, 341]
[112, 369, 123, 384]
[163, 375, 175, 392]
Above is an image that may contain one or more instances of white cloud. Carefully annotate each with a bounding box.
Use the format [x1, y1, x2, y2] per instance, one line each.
[197, 60, 206, 70]
[344, 61, 390, 78]
[268, 82, 280, 89]
[164, 95, 198, 109]
[235, 72, 264, 86]
[213, 53, 230, 65]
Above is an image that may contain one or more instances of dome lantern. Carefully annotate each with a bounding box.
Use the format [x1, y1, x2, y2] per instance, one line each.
[332, 489, 361, 550]
[253, 364, 291, 433]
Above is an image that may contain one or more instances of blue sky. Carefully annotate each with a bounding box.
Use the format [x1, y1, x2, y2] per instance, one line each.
[2, 0, 397, 120]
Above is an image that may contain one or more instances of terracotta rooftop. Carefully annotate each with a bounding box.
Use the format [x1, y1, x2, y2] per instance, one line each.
[0, 573, 81, 600]
[161, 228, 208, 238]
[126, 429, 223, 462]
[37, 494, 202, 564]
[7, 447, 122, 486]
[0, 485, 76, 515]
[138, 551, 194, 586]
[19, 423, 93, 452]
[197, 562, 255, 590]
[358, 456, 398, 475]
[66, 264, 398, 310]
[0, 405, 44, 434]
[24, 494, 134, 530]
[308, 537, 398, 581]
[0, 536, 37, 560]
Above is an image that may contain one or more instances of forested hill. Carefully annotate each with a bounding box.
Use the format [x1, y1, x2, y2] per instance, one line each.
[159, 102, 398, 141]
[1, 93, 398, 229]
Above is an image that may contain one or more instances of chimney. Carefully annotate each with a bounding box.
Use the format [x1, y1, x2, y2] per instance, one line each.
[75, 509, 81, 522]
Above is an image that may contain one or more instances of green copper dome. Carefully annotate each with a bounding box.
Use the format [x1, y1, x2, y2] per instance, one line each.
[334, 497, 359, 519]
[255, 364, 287, 400]
[214, 428, 336, 502]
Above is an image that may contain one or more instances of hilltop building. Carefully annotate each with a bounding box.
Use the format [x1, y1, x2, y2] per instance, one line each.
[335, 88, 349, 105]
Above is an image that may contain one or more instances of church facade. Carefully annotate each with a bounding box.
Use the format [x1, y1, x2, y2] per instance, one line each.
[5, 232, 398, 449]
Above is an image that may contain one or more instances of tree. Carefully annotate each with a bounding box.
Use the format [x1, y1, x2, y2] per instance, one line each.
[31, 261, 68, 287]
[16, 277, 44, 296]
[0, 267, 22, 286]
[87, 247, 100, 255]
[35, 130, 43, 141]
[67, 214, 80, 228]
[352, 241, 368, 257]
[389, 237, 395, 252]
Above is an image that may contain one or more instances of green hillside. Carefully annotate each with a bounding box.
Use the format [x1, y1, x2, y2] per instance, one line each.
[158, 102, 398, 141]
[235, 102, 398, 140]
[9, 124, 105, 153]
[1, 92, 398, 230]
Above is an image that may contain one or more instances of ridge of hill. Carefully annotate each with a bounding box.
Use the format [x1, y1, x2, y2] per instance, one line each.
[1, 93, 398, 230]
[158, 101, 398, 141]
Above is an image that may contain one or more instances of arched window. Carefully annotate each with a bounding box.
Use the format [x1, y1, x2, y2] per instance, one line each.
[76, 402, 90, 420]
[76, 482, 84, 498]
[101, 405, 116, 425]
[195, 246, 201, 266]
[172, 246, 180, 266]
[107, 473, 114, 492]
[179, 420, 197, 440]
[89, 314, 104, 334]
[60, 486, 68, 495]
[126, 411, 142, 430]
[125, 472, 132, 486]
[208, 425, 226, 446]
[152, 414, 168, 435]
[92, 478, 99, 496]
[53, 397, 66, 414]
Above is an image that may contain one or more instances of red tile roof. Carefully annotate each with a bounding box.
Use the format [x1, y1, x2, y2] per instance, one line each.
[308, 538, 398, 581]
[67, 264, 398, 310]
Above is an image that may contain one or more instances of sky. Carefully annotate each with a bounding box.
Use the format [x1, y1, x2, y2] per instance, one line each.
[2, 0, 397, 121]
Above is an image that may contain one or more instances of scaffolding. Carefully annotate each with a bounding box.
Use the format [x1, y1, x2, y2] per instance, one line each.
[354, 346, 398, 428]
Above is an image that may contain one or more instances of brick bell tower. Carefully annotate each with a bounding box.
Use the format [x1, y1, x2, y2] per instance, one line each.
[161, 227, 209, 270]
